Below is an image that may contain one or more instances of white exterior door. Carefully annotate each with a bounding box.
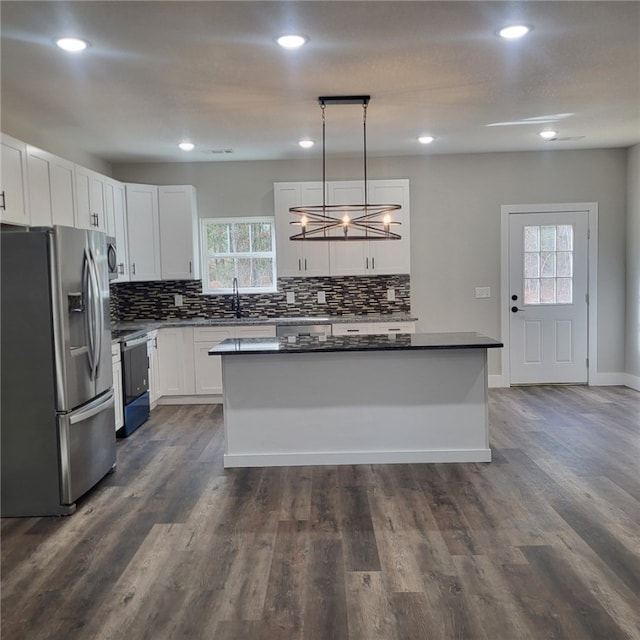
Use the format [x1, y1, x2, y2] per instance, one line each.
[509, 210, 589, 384]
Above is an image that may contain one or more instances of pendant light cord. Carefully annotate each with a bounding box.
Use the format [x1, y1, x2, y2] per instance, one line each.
[363, 101, 368, 208]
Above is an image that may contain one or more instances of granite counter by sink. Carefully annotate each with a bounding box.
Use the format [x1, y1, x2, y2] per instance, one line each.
[112, 313, 417, 333]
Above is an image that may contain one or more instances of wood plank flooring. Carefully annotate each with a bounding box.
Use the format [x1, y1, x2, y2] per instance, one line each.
[2, 385, 639, 640]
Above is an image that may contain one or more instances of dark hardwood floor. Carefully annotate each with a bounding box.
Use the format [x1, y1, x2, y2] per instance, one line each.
[2, 386, 639, 640]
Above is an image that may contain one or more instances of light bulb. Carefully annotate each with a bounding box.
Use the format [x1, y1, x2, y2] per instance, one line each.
[276, 35, 308, 50]
[56, 37, 89, 52]
[300, 215, 308, 227]
[178, 142, 195, 151]
[498, 25, 531, 40]
[298, 139, 314, 149]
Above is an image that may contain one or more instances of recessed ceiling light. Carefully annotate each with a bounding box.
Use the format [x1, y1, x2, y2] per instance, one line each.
[418, 136, 435, 145]
[178, 142, 195, 151]
[276, 34, 308, 50]
[539, 130, 558, 140]
[298, 139, 314, 149]
[56, 37, 89, 52]
[498, 25, 532, 40]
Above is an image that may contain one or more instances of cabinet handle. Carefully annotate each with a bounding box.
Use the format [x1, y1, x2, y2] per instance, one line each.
[298, 259, 302, 272]
[132, 263, 136, 275]
[366, 257, 369, 269]
[0, 190, 5, 211]
[372, 257, 375, 269]
[189, 261, 192, 273]
[304, 259, 308, 271]
[347, 329, 360, 333]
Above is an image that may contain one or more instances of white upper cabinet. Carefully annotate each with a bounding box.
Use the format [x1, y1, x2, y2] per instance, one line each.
[329, 179, 410, 276]
[105, 178, 129, 282]
[158, 185, 200, 280]
[125, 183, 161, 281]
[26, 145, 76, 228]
[274, 181, 330, 277]
[366, 179, 411, 275]
[0, 133, 29, 226]
[75, 165, 107, 232]
[276, 179, 410, 277]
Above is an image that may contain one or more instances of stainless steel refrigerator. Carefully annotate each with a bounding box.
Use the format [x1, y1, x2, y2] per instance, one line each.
[1, 226, 116, 516]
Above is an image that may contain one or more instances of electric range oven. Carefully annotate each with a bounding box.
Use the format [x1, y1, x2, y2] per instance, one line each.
[112, 329, 150, 437]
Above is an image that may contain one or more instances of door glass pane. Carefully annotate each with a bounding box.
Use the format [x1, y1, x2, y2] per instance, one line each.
[540, 278, 556, 303]
[524, 226, 540, 251]
[540, 226, 556, 251]
[524, 253, 540, 278]
[524, 278, 540, 304]
[557, 278, 573, 303]
[556, 225, 573, 251]
[522, 224, 574, 305]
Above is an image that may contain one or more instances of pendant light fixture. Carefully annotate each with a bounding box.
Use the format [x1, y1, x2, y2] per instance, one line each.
[289, 96, 401, 241]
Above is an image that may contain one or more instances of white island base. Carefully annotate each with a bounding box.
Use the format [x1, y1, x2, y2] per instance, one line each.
[220, 346, 493, 468]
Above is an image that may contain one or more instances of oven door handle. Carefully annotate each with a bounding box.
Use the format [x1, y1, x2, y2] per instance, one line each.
[122, 335, 149, 350]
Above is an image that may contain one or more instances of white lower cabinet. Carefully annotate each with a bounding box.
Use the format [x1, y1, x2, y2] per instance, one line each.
[157, 324, 275, 402]
[111, 343, 123, 432]
[147, 330, 161, 407]
[194, 327, 234, 395]
[158, 327, 195, 396]
[332, 321, 415, 336]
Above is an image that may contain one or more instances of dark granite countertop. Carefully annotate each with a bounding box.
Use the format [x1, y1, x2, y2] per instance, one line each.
[209, 332, 503, 356]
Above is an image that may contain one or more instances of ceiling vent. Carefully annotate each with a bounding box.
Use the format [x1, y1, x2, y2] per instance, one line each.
[210, 149, 234, 155]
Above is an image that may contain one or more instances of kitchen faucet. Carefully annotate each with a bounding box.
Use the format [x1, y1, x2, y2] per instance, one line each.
[231, 276, 242, 318]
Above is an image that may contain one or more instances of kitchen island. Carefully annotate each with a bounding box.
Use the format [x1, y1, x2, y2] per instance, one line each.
[210, 332, 503, 468]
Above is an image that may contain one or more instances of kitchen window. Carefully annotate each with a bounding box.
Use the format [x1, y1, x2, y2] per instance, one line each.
[200, 217, 277, 293]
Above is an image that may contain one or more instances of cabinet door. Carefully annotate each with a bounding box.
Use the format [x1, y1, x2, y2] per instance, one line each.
[147, 332, 161, 405]
[158, 185, 199, 280]
[125, 183, 161, 281]
[105, 179, 129, 282]
[157, 327, 195, 395]
[367, 179, 410, 275]
[193, 326, 233, 395]
[26, 147, 53, 227]
[75, 166, 106, 231]
[274, 182, 329, 277]
[327, 181, 369, 276]
[49, 155, 76, 227]
[0, 134, 29, 226]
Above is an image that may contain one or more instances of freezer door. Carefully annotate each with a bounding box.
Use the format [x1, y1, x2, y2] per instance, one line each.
[51, 226, 113, 410]
[58, 390, 116, 505]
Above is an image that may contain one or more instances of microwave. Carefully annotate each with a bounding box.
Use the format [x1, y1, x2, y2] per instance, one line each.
[106, 236, 118, 280]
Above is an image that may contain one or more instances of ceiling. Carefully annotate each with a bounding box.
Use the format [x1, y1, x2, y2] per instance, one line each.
[1, 1, 639, 165]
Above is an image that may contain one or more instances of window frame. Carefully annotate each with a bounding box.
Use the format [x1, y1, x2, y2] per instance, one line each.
[200, 216, 277, 294]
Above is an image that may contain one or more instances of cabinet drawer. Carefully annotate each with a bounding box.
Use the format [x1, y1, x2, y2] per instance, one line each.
[332, 323, 369, 336]
[234, 326, 276, 339]
[194, 326, 234, 344]
[371, 322, 416, 335]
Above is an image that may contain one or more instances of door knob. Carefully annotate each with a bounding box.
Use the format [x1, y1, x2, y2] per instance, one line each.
[511, 294, 518, 301]
[511, 306, 519, 313]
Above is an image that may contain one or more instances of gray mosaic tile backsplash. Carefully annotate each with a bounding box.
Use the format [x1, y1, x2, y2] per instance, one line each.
[110, 275, 410, 322]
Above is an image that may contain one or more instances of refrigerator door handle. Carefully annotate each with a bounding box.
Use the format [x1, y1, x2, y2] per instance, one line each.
[83, 249, 96, 378]
[69, 390, 114, 425]
[87, 249, 103, 379]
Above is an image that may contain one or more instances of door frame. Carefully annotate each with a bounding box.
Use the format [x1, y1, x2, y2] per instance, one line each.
[499, 203, 598, 387]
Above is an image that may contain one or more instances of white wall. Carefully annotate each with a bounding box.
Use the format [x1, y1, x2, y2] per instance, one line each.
[113, 147, 628, 378]
[626, 144, 640, 388]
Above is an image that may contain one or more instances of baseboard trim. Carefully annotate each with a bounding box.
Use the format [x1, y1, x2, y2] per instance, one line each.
[588, 372, 627, 387]
[224, 448, 492, 468]
[623, 373, 640, 391]
[488, 374, 509, 388]
[157, 395, 221, 405]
